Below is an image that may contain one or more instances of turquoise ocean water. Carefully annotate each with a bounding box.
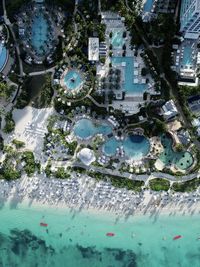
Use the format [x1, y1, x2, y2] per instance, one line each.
[0, 201, 200, 267]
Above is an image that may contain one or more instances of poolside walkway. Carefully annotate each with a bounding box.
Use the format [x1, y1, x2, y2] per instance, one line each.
[50, 159, 200, 183]
[28, 66, 56, 77]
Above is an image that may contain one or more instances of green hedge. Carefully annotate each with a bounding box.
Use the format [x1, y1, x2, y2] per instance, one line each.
[149, 178, 170, 191]
[55, 167, 70, 179]
[172, 178, 200, 192]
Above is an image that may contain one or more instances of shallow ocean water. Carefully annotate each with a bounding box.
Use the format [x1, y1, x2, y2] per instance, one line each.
[0, 202, 200, 267]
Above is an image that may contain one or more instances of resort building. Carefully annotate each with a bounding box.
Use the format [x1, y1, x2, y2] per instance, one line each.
[192, 118, 200, 136]
[153, 0, 177, 14]
[88, 38, 99, 62]
[180, 0, 200, 36]
[177, 129, 191, 145]
[172, 36, 199, 86]
[188, 95, 200, 115]
[142, 0, 177, 20]
[162, 100, 178, 120]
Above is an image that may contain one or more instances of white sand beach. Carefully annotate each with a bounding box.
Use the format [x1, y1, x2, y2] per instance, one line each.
[1, 173, 200, 220]
[0, 107, 199, 219]
[2, 106, 54, 157]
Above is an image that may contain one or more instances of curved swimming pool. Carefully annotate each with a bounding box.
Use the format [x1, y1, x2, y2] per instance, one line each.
[123, 135, 150, 160]
[103, 135, 150, 160]
[64, 70, 83, 91]
[73, 118, 112, 139]
[102, 137, 120, 156]
[0, 43, 7, 71]
[159, 134, 194, 170]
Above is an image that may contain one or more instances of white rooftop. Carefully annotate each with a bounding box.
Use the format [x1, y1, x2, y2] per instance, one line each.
[88, 38, 99, 61]
[77, 148, 96, 166]
[162, 100, 178, 120]
[184, 33, 199, 40]
[192, 118, 200, 127]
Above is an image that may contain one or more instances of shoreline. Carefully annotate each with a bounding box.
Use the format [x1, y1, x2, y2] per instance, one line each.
[1, 173, 200, 221]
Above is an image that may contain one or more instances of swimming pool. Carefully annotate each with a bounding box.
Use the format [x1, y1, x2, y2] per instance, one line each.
[0, 43, 7, 71]
[30, 11, 49, 56]
[123, 135, 150, 160]
[73, 119, 112, 139]
[102, 137, 120, 156]
[103, 135, 150, 160]
[111, 30, 124, 49]
[159, 134, 194, 170]
[64, 70, 83, 91]
[112, 57, 147, 94]
[143, 0, 154, 12]
[182, 46, 192, 67]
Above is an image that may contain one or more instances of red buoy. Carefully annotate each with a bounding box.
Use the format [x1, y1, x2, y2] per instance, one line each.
[40, 222, 48, 227]
[106, 232, 115, 237]
[173, 235, 182, 240]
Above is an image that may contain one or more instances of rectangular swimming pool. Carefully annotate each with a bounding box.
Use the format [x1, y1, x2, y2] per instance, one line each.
[143, 0, 154, 12]
[182, 45, 193, 67]
[112, 56, 147, 95]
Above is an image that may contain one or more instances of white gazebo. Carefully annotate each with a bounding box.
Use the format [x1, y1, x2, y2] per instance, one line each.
[77, 148, 96, 166]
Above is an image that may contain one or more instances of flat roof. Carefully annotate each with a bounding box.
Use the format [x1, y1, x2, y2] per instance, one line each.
[184, 33, 199, 40]
[88, 37, 99, 61]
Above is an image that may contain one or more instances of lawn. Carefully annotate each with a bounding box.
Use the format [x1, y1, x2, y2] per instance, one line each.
[149, 178, 170, 191]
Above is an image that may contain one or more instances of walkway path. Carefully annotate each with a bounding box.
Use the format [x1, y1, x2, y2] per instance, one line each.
[98, 0, 101, 14]
[51, 158, 200, 183]
[87, 95, 108, 108]
[28, 66, 56, 76]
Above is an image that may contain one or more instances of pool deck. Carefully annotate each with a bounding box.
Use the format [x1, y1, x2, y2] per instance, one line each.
[16, 2, 61, 62]
[98, 11, 157, 114]
[60, 68, 84, 92]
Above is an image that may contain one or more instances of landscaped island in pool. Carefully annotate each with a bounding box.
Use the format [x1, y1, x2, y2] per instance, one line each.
[73, 118, 112, 139]
[0, 43, 7, 71]
[103, 135, 150, 160]
[159, 134, 194, 170]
